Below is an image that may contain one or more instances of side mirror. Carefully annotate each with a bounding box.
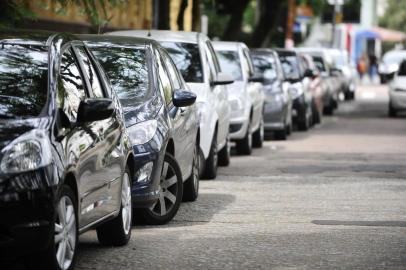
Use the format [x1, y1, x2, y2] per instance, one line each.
[212, 72, 234, 86]
[173, 89, 196, 107]
[304, 69, 314, 78]
[249, 72, 264, 83]
[77, 98, 114, 123]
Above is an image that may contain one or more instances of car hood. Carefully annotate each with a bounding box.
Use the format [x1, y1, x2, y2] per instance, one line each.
[123, 96, 162, 128]
[186, 82, 208, 103]
[0, 117, 51, 151]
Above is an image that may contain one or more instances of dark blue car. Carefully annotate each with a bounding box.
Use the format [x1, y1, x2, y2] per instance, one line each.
[82, 35, 200, 225]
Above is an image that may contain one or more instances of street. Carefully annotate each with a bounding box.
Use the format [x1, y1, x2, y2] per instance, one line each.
[76, 84, 406, 270]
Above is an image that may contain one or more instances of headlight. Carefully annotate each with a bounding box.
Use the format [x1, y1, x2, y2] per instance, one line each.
[289, 84, 304, 99]
[0, 129, 52, 174]
[127, 120, 158, 145]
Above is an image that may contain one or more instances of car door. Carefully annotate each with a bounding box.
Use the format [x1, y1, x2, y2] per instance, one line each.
[205, 40, 230, 147]
[74, 45, 123, 223]
[242, 47, 263, 130]
[159, 48, 195, 176]
[154, 47, 188, 177]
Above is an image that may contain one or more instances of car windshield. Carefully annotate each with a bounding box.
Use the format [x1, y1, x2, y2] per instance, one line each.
[252, 53, 277, 82]
[279, 54, 300, 80]
[90, 46, 151, 108]
[383, 51, 406, 65]
[0, 44, 48, 119]
[398, 60, 406, 76]
[160, 41, 203, 83]
[312, 56, 327, 72]
[216, 50, 243, 81]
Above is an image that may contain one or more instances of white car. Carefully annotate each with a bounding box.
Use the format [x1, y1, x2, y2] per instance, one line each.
[212, 41, 265, 155]
[108, 30, 232, 179]
[379, 50, 406, 83]
[389, 59, 406, 117]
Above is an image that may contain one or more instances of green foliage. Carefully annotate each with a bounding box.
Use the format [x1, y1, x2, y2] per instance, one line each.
[0, 0, 37, 28]
[202, 0, 230, 38]
[379, 0, 406, 32]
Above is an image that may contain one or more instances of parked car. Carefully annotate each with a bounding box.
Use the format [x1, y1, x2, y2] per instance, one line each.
[379, 50, 406, 83]
[388, 59, 406, 117]
[81, 35, 199, 225]
[296, 47, 341, 115]
[0, 31, 133, 269]
[298, 53, 324, 124]
[251, 48, 293, 140]
[108, 30, 232, 179]
[212, 41, 265, 154]
[276, 49, 313, 130]
[327, 49, 357, 100]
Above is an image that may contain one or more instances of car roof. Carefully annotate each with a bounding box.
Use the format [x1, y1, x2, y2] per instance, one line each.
[212, 41, 246, 51]
[275, 48, 297, 56]
[79, 34, 155, 49]
[251, 48, 277, 55]
[0, 29, 76, 47]
[106, 30, 202, 44]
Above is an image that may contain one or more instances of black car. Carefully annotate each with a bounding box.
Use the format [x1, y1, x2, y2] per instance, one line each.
[275, 49, 313, 131]
[0, 31, 133, 269]
[81, 35, 200, 225]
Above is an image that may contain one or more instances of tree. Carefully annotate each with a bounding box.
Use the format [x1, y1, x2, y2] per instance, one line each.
[379, 0, 406, 32]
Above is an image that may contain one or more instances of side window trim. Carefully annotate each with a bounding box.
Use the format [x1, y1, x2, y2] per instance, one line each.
[71, 45, 93, 98]
[83, 46, 109, 98]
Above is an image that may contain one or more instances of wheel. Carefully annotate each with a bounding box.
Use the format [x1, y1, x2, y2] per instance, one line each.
[252, 117, 264, 148]
[286, 120, 292, 136]
[218, 136, 230, 166]
[183, 143, 200, 202]
[297, 106, 310, 131]
[323, 98, 334, 116]
[236, 122, 252, 155]
[274, 129, 287, 140]
[312, 101, 321, 124]
[389, 102, 397, 117]
[27, 185, 78, 270]
[140, 153, 183, 225]
[97, 167, 132, 246]
[202, 131, 218, 179]
[344, 91, 354, 100]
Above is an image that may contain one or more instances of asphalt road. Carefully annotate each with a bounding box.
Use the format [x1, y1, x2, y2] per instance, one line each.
[6, 84, 406, 270]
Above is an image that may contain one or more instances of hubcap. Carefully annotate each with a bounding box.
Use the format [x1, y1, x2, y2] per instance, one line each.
[260, 119, 264, 141]
[150, 161, 178, 216]
[55, 195, 76, 270]
[193, 145, 199, 192]
[121, 173, 132, 235]
[248, 123, 252, 148]
[213, 139, 218, 167]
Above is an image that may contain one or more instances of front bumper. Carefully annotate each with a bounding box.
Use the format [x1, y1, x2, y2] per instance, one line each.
[0, 166, 56, 258]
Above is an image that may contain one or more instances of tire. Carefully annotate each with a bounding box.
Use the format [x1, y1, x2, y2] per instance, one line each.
[297, 107, 310, 131]
[218, 136, 230, 166]
[274, 129, 287, 140]
[252, 117, 264, 148]
[312, 101, 321, 125]
[344, 91, 354, 100]
[236, 122, 252, 155]
[27, 185, 78, 270]
[202, 131, 218, 179]
[286, 120, 292, 136]
[97, 167, 132, 246]
[140, 153, 183, 225]
[389, 102, 397, 117]
[183, 143, 200, 202]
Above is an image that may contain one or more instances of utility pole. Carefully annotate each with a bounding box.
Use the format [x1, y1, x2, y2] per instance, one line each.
[329, 0, 344, 48]
[285, 0, 295, 48]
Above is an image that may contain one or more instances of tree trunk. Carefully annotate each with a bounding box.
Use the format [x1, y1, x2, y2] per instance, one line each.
[222, 0, 250, 41]
[192, 0, 201, 32]
[157, 0, 170, 30]
[177, 0, 188, 30]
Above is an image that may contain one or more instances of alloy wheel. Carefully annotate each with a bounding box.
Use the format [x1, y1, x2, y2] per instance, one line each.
[192, 145, 200, 193]
[150, 161, 178, 216]
[54, 195, 76, 270]
[121, 172, 132, 235]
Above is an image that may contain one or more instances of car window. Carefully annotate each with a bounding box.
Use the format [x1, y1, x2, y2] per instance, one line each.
[160, 48, 182, 90]
[312, 56, 327, 72]
[216, 50, 242, 81]
[279, 54, 301, 80]
[252, 53, 277, 82]
[155, 49, 173, 105]
[58, 48, 86, 122]
[160, 41, 203, 83]
[75, 46, 104, 98]
[398, 60, 406, 76]
[0, 44, 48, 119]
[90, 46, 151, 108]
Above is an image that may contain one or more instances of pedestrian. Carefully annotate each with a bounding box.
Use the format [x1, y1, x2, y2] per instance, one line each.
[368, 53, 378, 82]
[357, 54, 368, 81]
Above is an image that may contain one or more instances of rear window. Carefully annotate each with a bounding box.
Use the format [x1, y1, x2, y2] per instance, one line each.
[160, 41, 203, 83]
[398, 60, 406, 76]
[279, 54, 301, 80]
[216, 50, 243, 81]
[90, 46, 151, 108]
[0, 44, 48, 119]
[252, 54, 277, 82]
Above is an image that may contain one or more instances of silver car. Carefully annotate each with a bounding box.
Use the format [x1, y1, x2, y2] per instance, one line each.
[251, 49, 293, 140]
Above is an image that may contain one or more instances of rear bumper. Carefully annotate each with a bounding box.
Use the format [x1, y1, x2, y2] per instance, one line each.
[0, 167, 56, 258]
